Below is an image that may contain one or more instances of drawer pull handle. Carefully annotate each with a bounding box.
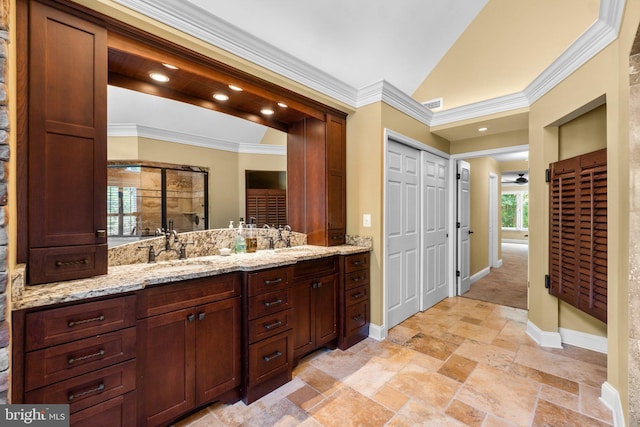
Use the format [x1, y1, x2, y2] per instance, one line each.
[264, 299, 283, 308]
[198, 312, 206, 321]
[187, 314, 196, 323]
[351, 291, 365, 299]
[68, 349, 105, 365]
[351, 276, 364, 283]
[332, 235, 342, 240]
[264, 320, 283, 330]
[68, 382, 105, 401]
[68, 315, 105, 328]
[351, 260, 363, 266]
[264, 278, 283, 285]
[263, 351, 282, 363]
[352, 314, 364, 321]
[312, 282, 322, 289]
[55, 259, 89, 267]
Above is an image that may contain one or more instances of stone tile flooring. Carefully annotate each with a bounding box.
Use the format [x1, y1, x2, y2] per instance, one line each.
[174, 297, 612, 427]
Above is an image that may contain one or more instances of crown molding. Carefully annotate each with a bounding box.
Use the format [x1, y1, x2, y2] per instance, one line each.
[113, 0, 358, 106]
[107, 123, 286, 155]
[113, 0, 625, 128]
[357, 81, 434, 126]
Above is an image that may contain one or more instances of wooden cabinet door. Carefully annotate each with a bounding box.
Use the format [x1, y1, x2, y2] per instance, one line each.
[314, 275, 338, 346]
[137, 308, 195, 427]
[291, 282, 314, 358]
[195, 298, 241, 406]
[27, 1, 108, 283]
[326, 114, 346, 245]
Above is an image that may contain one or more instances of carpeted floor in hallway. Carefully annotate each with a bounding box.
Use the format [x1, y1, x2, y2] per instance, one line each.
[462, 242, 528, 310]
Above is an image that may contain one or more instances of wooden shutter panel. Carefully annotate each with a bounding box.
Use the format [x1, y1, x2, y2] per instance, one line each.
[548, 148, 607, 323]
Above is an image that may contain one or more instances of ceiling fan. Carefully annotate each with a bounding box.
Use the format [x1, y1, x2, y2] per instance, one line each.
[502, 173, 529, 185]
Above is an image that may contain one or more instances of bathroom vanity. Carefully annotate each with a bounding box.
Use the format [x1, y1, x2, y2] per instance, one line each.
[11, 245, 370, 427]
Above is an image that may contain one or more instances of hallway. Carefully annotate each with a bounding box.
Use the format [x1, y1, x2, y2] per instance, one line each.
[176, 297, 611, 426]
[463, 243, 529, 310]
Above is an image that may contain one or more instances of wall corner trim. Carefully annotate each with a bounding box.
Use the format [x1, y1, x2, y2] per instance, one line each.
[526, 320, 563, 348]
[601, 381, 625, 427]
[368, 323, 387, 342]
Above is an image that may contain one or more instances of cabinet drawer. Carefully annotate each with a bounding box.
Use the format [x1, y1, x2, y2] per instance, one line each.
[25, 327, 136, 391]
[25, 295, 136, 351]
[249, 310, 292, 344]
[249, 332, 292, 386]
[137, 273, 240, 318]
[293, 257, 337, 280]
[29, 244, 108, 285]
[248, 289, 291, 320]
[328, 230, 345, 246]
[345, 300, 369, 336]
[247, 267, 291, 296]
[345, 285, 369, 307]
[345, 269, 369, 290]
[25, 360, 136, 414]
[344, 252, 370, 273]
[71, 392, 136, 427]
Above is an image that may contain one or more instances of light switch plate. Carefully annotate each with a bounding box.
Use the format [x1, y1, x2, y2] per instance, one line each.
[363, 214, 371, 227]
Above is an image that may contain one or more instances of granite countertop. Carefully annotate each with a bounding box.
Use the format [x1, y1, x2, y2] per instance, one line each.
[11, 244, 370, 311]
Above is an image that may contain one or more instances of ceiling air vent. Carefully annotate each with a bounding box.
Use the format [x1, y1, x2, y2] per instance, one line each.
[422, 97, 443, 111]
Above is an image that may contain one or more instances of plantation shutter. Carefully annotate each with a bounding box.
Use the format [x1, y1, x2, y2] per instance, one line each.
[548, 148, 607, 323]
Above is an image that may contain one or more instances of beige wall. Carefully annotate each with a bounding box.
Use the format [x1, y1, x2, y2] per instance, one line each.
[450, 129, 528, 155]
[527, 1, 639, 416]
[412, 0, 598, 109]
[467, 157, 501, 276]
[108, 137, 285, 229]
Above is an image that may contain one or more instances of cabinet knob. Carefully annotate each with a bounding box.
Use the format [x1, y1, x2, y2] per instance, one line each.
[198, 312, 206, 321]
[187, 314, 196, 323]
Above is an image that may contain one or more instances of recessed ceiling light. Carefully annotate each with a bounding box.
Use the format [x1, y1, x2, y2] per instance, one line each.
[277, 102, 288, 108]
[478, 127, 488, 132]
[149, 72, 170, 83]
[213, 93, 229, 101]
[261, 108, 275, 116]
[162, 63, 178, 70]
[228, 84, 243, 91]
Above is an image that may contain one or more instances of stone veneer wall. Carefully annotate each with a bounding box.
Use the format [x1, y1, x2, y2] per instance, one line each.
[629, 30, 640, 426]
[0, 0, 8, 403]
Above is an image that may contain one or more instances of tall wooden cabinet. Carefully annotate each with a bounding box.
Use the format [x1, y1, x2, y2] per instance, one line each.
[287, 114, 346, 246]
[24, 1, 108, 284]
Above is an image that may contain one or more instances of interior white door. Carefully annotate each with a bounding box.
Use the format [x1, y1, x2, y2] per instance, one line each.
[386, 140, 420, 329]
[421, 151, 449, 310]
[457, 160, 471, 295]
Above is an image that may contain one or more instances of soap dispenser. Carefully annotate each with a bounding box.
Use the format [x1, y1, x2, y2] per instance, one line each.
[246, 217, 257, 253]
[234, 220, 246, 253]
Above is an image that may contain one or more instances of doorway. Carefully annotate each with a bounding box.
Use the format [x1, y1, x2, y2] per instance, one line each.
[384, 130, 450, 330]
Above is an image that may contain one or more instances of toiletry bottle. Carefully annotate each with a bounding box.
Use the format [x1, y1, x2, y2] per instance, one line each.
[246, 217, 257, 253]
[235, 220, 246, 253]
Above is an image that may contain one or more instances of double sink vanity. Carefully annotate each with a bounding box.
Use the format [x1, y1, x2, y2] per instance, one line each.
[11, 235, 371, 427]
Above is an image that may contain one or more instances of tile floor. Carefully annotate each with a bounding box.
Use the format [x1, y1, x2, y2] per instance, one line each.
[175, 297, 612, 427]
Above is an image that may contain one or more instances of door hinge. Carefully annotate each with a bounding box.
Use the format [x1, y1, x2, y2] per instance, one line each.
[545, 274, 550, 289]
[456, 173, 461, 179]
[545, 169, 551, 183]
[456, 270, 461, 277]
[456, 222, 461, 229]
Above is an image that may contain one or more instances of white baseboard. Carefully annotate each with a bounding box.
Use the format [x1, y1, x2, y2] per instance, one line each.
[470, 267, 490, 284]
[502, 239, 528, 244]
[559, 327, 608, 354]
[368, 323, 386, 341]
[496, 258, 503, 268]
[601, 382, 625, 427]
[526, 320, 563, 348]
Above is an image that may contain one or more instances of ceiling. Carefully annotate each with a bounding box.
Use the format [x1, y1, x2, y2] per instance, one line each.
[109, 0, 491, 146]
[108, 0, 604, 150]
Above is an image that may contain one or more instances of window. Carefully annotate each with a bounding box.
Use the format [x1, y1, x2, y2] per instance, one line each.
[501, 191, 528, 230]
[107, 185, 138, 236]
